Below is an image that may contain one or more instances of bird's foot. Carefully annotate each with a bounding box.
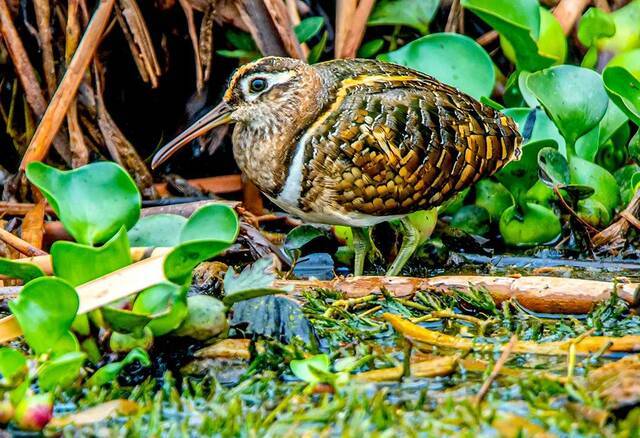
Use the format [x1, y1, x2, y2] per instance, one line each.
[386, 217, 419, 276]
[351, 227, 370, 277]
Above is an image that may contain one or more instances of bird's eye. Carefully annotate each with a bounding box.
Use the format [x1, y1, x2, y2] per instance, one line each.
[249, 78, 267, 93]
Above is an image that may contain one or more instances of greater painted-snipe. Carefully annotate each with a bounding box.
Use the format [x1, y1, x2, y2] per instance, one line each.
[152, 56, 522, 276]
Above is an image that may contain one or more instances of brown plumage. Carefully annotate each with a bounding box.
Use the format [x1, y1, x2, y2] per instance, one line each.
[152, 56, 522, 274]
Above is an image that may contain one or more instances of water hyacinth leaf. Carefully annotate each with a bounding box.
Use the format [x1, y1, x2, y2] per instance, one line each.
[569, 157, 620, 213]
[608, 49, 640, 78]
[527, 66, 609, 148]
[290, 354, 331, 384]
[596, 0, 640, 54]
[110, 327, 153, 353]
[127, 215, 187, 247]
[173, 295, 228, 340]
[52, 227, 131, 287]
[525, 180, 555, 208]
[474, 179, 514, 221]
[86, 348, 150, 388]
[307, 31, 328, 64]
[578, 7, 616, 47]
[51, 331, 81, 357]
[164, 204, 239, 284]
[0, 259, 44, 283]
[357, 39, 385, 58]
[603, 66, 640, 126]
[25, 162, 141, 246]
[294, 17, 323, 44]
[562, 184, 595, 201]
[8, 277, 79, 355]
[537, 147, 569, 187]
[451, 205, 491, 236]
[499, 203, 561, 246]
[367, 0, 439, 34]
[501, 8, 566, 66]
[101, 307, 152, 336]
[461, 0, 555, 71]
[0, 348, 27, 384]
[575, 126, 600, 162]
[284, 225, 325, 255]
[597, 140, 627, 173]
[502, 108, 565, 150]
[495, 138, 557, 199]
[223, 257, 281, 306]
[406, 209, 438, 244]
[578, 198, 611, 227]
[379, 33, 495, 99]
[629, 131, 640, 162]
[132, 282, 188, 336]
[598, 101, 628, 146]
[38, 351, 86, 392]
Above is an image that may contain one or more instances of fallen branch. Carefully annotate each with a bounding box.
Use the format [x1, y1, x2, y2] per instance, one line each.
[0, 227, 47, 257]
[20, 0, 117, 170]
[154, 175, 243, 197]
[275, 275, 639, 314]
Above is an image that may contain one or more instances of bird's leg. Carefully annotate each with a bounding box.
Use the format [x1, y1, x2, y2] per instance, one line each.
[386, 217, 419, 276]
[351, 226, 370, 277]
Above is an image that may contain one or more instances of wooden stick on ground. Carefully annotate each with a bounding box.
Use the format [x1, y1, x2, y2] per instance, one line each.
[0, 228, 47, 257]
[19, 0, 117, 170]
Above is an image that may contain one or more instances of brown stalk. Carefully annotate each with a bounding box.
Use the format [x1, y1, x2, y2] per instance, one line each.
[199, 2, 215, 82]
[19, 0, 116, 170]
[66, 0, 90, 167]
[593, 188, 640, 251]
[335, 0, 375, 59]
[553, 0, 592, 35]
[0, 0, 71, 164]
[0, 227, 47, 257]
[154, 174, 243, 197]
[115, 0, 161, 87]
[285, 0, 308, 57]
[178, 0, 204, 93]
[33, 0, 57, 98]
[0, 202, 55, 216]
[475, 335, 517, 404]
[275, 275, 639, 314]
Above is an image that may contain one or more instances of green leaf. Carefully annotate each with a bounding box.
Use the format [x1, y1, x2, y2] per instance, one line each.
[128, 214, 187, 247]
[0, 259, 44, 283]
[499, 203, 561, 246]
[597, 0, 640, 54]
[577, 7, 616, 47]
[223, 257, 281, 306]
[406, 209, 438, 244]
[8, 277, 79, 355]
[38, 351, 86, 392]
[217, 49, 260, 60]
[101, 306, 151, 336]
[307, 31, 328, 64]
[86, 348, 150, 388]
[357, 39, 385, 58]
[569, 157, 621, 213]
[173, 295, 228, 340]
[501, 8, 566, 66]
[225, 29, 256, 51]
[603, 66, 640, 126]
[0, 348, 27, 384]
[26, 162, 141, 246]
[537, 147, 569, 187]
[502, 108, 565, 148]
[164, 204, 239, 284]
[527, 65, 609, 148]
[368, 0, 439, 34]
[474, 179, 514, 221]
[294, 17, 324, 43]
[132, 282, 188, 336]
[290, 354, 331, 384]
[451, 205, 491, 236]
[379, 33, 495, 99]
[598, 100, 628, 146]
[461, 0, 556, 71]
[284, 225, 325, 255]
[608, 49, 640, 78]
[52, 227, 131, 286]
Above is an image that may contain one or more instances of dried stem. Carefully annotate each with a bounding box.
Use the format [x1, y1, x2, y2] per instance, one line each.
[0, 227, 47, 257]
[475, 335, 517, 404]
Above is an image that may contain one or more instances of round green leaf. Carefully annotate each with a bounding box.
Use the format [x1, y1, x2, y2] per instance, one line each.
[51, 227, 131, 286]
[0, 348, 27, 384]
[474, 179, 514, 221]
[527, 65, 609, 148]
[501, 8, 566, 65]
[101, 306, 151, 336]
[537, 147, 569, 187]
[499, 203, 561, 246]
[8, 277, 79, 355]
[451, 205, 491, 236]
[294, 17, 324, 44]
[38, 351, 86, 392]
[379, 33, 495, 99]
[578, 7, 616, 47]
[128, 214, 187, 247]
[603, 65, 640, 126]
[290, 354, 331, 384]
[577, 198, 611, 227]
[132, 282, 188, 336]
[597, 0, 640, 54]
[0, 259, 44, 283]
[569, 157, 620, 213]
[25, 162, 141, 246]
[179, 204, 239, 244]
[284, 225, 325, 253]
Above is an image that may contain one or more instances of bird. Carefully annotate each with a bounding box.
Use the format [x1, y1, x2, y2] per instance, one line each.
[152, 56, 522, 276]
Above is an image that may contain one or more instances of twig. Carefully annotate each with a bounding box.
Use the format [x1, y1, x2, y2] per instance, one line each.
[593, 188, 640, 250]
[475, 335, 517, 404]
[0, 228, 47, 257]
[477, 30, 498, 46]
[154, 174, 243, 197]
[335, 0, 375, 59]
[553, 0, 592, 35]
[34, 0, 57, 98]
[19, 0, 117, 170]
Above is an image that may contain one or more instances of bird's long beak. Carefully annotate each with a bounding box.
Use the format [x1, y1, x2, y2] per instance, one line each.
[151, 101, 233, 169]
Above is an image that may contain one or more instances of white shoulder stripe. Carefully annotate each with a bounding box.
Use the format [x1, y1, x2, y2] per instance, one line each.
[277, 137, 307, 205]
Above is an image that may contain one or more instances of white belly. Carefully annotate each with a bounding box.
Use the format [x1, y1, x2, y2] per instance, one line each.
[266, 194, 404, 227]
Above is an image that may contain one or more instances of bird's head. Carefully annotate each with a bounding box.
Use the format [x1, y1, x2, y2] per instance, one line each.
[152, 56, 322, 169]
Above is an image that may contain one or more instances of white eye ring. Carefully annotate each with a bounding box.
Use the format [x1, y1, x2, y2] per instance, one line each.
[249, 77, 268, 93]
